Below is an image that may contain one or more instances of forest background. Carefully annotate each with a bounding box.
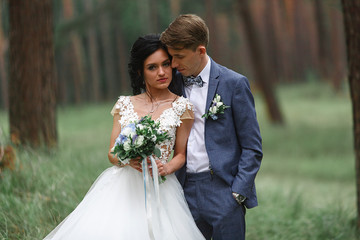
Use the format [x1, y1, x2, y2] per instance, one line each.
[0, 0, 347, 110]
[0, 0, 358, 239]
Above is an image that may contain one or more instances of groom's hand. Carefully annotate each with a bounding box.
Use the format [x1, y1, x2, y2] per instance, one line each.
[232, 192, 246, 205]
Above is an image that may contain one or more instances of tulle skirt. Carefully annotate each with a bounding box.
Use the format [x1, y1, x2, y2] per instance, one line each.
[43, 166, 204, 240]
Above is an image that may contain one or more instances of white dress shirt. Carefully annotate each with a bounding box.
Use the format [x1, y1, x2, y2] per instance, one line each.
[185, 59, 211, 173]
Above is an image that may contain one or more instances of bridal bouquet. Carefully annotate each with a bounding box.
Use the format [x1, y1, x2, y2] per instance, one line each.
[111, 115, 170, 180]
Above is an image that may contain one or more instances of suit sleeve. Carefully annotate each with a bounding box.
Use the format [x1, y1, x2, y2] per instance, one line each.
[231, 76, 263, 198]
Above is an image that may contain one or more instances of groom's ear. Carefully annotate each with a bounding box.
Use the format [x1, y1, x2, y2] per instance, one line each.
[197, 45, 207, 56]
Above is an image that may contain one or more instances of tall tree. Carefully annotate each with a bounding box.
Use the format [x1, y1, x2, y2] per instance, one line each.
[84, 0, 102, 102]
[0, 2, 8, 109]
[116, 26, 129, 94]
[99, 11, 117, 100]
[341, 0, 360, 230]
[9, 0, 57, 147]
[205, 0, 220, 61]
[263, 0, 280, 84]
[238, 0, 284, 125]
[149, 0, 159, 33]
[330, 7, 346, 92]
[314, 0, 330, 80]
[62, 0, 86, 104]
[170, 0, 181, 19]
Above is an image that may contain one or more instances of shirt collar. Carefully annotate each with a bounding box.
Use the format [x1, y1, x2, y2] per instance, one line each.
[196, 57, 211, 84]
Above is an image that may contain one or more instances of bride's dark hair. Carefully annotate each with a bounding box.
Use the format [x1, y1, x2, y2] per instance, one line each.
[128, 34, 176, 95]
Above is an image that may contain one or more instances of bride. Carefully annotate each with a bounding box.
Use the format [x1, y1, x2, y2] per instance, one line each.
[43, 34, 205, 240]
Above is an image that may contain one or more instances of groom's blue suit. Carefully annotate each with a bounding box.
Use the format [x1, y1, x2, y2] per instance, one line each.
[175, 58, 262, 208]
[172, 58, 262, 239]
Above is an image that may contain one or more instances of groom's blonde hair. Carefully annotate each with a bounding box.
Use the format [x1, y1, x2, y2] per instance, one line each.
[160, 14, 209, 51]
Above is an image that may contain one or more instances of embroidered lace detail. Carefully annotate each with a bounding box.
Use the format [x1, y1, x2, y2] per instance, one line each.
[113, 96, 138, 127]
[113, 96, 193, 164]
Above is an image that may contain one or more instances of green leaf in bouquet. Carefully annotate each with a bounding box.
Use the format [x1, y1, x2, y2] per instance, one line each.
[154, 147, 161, 157]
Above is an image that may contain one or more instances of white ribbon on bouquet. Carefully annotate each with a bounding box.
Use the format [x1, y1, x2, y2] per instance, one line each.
[141, 155, 161, 240]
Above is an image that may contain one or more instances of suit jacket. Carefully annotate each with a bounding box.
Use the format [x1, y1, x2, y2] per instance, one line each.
[175, 58, 263, 209]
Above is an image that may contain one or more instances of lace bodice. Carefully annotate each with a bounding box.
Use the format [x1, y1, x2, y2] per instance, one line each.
[111, 96, 193, 163]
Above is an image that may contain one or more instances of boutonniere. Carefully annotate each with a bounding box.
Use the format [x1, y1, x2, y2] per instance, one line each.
[202, 94, 230, 120]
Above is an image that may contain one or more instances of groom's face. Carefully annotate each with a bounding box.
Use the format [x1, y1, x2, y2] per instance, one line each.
[168, 46, 204, 77]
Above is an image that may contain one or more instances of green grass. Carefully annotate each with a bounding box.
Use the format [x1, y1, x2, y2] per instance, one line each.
[0, 82, 358, 240]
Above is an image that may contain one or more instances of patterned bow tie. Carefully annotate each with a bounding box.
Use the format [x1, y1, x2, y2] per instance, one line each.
[183, 75, 205, 87]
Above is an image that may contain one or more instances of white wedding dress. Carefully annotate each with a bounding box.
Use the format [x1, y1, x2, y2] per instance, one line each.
[44, 96, 205, 240]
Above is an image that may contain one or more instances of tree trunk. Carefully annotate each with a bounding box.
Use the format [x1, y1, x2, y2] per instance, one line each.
[149, 0, 159, 33]
[116, 28, 129, 94]
[84, 0, 102, 102]
[216, 14, 230, 66]
[292, 0, 308, 81]
[205, 0, 220, 61]
[9, 0, 57, 147]
[0, 3, 8, 109]
[99, 12, 117, 100]
[283, 0, 296, 81]
[238, 0, 284, 125]
[263, 0, 280, 84]
[330, 8, 346, 92]
[341, 0, 360, 230]
[314, 0, 330, 81]
[170, 0, 181, 19]
[62, 0, 86, 104]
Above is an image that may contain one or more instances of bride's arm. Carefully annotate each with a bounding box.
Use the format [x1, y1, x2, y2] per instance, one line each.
[108, 114, 121, 165]
[157, 117, 194, 176]
[108, 114, 143, 171]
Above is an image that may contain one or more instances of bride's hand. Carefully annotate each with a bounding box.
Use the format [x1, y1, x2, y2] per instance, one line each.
[156, 160, 169, 176]
[128, 157, 142, 172]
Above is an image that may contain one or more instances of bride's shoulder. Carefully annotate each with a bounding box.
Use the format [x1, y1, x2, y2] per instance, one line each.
[116, 95, 130, 102]
[177, 96, 193, 108]
[110, 96, 132, 116]
[173, 96, 193, 114]
[114, 95, 133, 106]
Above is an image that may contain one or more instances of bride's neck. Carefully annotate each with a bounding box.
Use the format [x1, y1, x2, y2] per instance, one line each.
[145, 89, 173, 102]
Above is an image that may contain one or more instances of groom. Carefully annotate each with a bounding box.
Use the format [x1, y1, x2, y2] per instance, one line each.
[161, 14, 263, 240]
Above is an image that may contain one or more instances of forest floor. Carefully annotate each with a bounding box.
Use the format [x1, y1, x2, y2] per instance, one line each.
[0, 82, 358, 240]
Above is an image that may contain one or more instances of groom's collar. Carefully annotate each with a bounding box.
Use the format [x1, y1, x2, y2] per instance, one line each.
[196, 57, 211, 84]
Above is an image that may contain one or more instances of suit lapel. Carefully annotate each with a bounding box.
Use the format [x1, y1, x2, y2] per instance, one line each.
[205, 58, 220, 112]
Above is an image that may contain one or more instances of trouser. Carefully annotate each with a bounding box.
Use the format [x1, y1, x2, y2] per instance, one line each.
[183, 171, 246, 240]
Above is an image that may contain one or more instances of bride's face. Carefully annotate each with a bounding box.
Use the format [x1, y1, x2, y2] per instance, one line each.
[143, 49, 172, 91]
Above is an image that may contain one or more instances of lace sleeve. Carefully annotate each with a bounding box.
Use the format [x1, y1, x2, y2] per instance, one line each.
[110, 104, 120, 116]
[180, 108, 194, 120]
[110, 96, 124, 116]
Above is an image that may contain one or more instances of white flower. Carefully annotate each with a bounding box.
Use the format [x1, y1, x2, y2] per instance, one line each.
[151, 135, 157, 142]
[215, 94, 221, 102]
[135, 135, 145, 147]
[137, 124, 144, 130]
[210, 106, 218, 114]
[121, 124, 136, 137]
[123, 140, 131, 151]
[217, 102, 223, 107]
